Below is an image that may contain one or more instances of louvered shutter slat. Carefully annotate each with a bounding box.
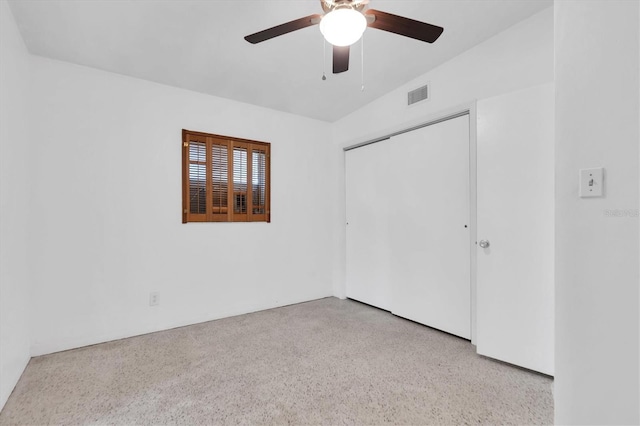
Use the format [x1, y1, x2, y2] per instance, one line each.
[189, 141, 206, 215]
[233, 146, 248, 217]
[211, 143, 228, 215]
[252, 149, 266, 215]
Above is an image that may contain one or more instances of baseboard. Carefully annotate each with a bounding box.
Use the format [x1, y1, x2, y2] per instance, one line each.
[0, 354, 30, 412]
[30, 293, 333, 357]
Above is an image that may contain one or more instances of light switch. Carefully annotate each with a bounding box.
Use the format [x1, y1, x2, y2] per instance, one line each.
[579, 167, 604, 197]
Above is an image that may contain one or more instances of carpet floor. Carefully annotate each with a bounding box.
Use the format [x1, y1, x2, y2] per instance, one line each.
[0, 297, 553, 425]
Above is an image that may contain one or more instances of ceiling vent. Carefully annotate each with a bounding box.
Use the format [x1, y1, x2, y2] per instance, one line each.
[408, 83, 430, 105]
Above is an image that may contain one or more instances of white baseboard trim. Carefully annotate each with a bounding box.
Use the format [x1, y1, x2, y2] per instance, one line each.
[0, 353, 30, 412]
[30, 293, 333, 357]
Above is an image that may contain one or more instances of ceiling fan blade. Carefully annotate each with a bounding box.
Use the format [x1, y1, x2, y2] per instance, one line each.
[365, 9, 443, 43]
[333, 45, 350, 74]
[245, 14, 322, 44]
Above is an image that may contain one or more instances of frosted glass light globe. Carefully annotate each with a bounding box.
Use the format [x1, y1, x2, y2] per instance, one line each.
[319, 8, 367, 47]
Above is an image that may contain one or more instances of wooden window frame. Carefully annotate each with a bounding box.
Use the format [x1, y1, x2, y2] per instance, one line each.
[182, 129, 271, 223]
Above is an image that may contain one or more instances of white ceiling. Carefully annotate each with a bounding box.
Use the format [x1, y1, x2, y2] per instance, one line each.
[8, 0, 552, 122]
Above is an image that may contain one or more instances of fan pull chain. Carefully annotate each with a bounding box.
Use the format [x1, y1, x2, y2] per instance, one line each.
[361, 34, 365, 91]
[322, 38, 327, 81]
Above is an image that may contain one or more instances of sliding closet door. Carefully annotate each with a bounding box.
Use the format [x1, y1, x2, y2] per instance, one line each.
[345, 141, 392, 310]
[346, 114, 471, 338]
[388, 115, 471, 339]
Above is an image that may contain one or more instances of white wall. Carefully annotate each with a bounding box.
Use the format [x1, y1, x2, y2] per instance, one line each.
[555, 1, 639, 424]
[330, 7, 554, 299]
[0, 0, 32, 411]
[28, 57, 334, 356]
[331, 7, 553, 145]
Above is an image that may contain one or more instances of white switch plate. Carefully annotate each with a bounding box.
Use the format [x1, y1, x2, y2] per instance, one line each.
[579, 167, 604, 197]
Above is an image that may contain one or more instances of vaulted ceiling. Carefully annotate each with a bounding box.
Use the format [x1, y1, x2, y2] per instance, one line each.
[8, 0, 552, 122]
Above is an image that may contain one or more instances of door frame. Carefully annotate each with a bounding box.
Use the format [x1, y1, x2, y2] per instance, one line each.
[342, 103, 478, 344]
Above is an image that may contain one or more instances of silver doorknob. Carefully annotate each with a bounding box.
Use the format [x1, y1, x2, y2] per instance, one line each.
[479, 240, 490, 248]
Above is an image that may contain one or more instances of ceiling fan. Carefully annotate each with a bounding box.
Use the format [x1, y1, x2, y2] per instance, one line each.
[244, 0, 444, 74]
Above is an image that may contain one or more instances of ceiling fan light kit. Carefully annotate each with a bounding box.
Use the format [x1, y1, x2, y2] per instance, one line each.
[319, 6, 367, 47]
[244, 0, 444, 75]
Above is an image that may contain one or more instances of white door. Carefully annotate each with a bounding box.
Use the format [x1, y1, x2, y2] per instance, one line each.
[476, 83, 554, 375]
[388, 115, 471, 339]
[345, 141, 392, 310]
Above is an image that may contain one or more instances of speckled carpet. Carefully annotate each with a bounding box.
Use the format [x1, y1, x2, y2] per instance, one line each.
[0, 297, 553, 425]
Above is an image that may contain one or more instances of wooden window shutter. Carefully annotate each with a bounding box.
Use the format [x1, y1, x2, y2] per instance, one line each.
[250, 144, 269, 222]
[183, 133, 208, 223]
[182, 130, 270, 223]
[232, 142, 249, 222]
[210, 139, 230, 222]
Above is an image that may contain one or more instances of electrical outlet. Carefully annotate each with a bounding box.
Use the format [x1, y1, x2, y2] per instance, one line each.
[149, 292, 160, 307]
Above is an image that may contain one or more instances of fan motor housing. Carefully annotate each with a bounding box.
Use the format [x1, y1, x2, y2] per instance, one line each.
[321, 0, 367, 13]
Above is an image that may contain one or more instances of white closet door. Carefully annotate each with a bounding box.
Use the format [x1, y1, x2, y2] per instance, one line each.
[345, 141, 392, 310]
[388, 115, 471, 339]
[476, 84, 554, 375]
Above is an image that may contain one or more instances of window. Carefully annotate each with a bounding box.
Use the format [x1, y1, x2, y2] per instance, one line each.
[182, 130, 270, 223]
